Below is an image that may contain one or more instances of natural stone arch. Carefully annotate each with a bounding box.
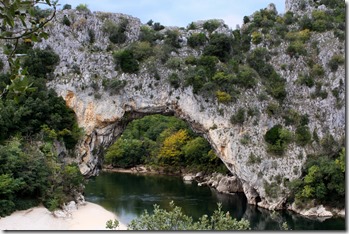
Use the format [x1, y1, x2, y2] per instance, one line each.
[58, 81, 286, 210]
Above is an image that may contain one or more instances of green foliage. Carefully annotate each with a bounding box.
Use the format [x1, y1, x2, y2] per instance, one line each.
[103, 18, 128, 44]
[76, 4, 90, 12]
[328, 54, 344, 72]
[290, 148, 345, 208]
[247, 153, 261, 165]
[130, 41, 154, 61]
[62, 15, 71, 26]
[113, 49, 139, 73]
[164, 30, 181, 49]
[139, 26, 161, 44]
[127, 201, 250, 230]
[234, 65, 258, 89]
[105, 115, 225, 173]
[22, 47, 60, 79]
[295, 126, 311, 146]
[188, 33, 207, 48]
[286, 40, 307, 58]
[102, 78, 126, 95]
[251, 31, 262, 45]
[106, 219, 119, 230]
[0, 138, 85, 217]
[203, 20, 221, 33]
[215, 90, 232, 104]
[203, 33, 233, 62]
[168, 73, 180, 89]
[264, 125, 292, 156]
[62, 4, 72, 10]
[264, 181, 280, 199]
[230, 108, 245, 125]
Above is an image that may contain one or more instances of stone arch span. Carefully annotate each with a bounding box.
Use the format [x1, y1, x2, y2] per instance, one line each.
[60, 84, 290, 210]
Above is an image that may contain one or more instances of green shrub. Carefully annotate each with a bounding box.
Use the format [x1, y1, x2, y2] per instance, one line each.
[286, 41, 307, 57]
[265, 124, 292, 155]
[113, 49, 139, 73]
[328, 54, 344, 72]
[264, 181, 280, 199]
[62, 15, 71, 26]
[164, 30, 181, 49]
[103, 18, 129, 44]
[251, 31, 262, 45]
[139, 26, 160, 44]
[247, 153, 261, 165]
[127, 202, 250, 230]
[203, 33, 233, 62]
[295, 126, 312, 146]
[168, 73, 180, 89]
[216, 90, 232, 104]
[203, 20, 221, 33]
[153, 22, 165, 31]
[165, 57, 182, 70]
[22, 47, 60, 80]
[188, 33, 207, 48]
[230, 108, 245, 125]
[266, 101, 279, 117]
[0, 60, 4, 71]
[62, 4, 72, 10]
[76, 4, 90, 12]
[130, 41, 153, 61]
[297, 73, 314, 87]
[102, 78, 127, 95]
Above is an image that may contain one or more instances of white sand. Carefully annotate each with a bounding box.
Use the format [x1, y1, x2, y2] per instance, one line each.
[0, 202, 127, 230]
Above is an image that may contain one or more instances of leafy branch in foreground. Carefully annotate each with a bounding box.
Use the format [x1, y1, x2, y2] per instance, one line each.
[0, 0, 57, 100]
[106, 201, 250, 231]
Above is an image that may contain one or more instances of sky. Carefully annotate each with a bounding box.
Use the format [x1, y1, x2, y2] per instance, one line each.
[54, 0, 286, 29]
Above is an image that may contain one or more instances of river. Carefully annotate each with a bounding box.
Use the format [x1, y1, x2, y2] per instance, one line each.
[84, 171, 345, 230]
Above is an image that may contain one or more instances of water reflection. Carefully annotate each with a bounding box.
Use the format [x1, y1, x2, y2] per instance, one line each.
[84, 172, 345, 230]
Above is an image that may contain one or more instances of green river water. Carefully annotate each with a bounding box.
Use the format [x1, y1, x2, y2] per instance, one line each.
[84, 171, 345, 230]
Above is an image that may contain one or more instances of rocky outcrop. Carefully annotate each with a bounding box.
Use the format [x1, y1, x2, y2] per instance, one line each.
[26, 0, 345, 212]
[195, 173, 243, 194]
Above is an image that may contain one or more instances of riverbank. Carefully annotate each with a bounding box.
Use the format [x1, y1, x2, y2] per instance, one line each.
[0, 202, 127, 230]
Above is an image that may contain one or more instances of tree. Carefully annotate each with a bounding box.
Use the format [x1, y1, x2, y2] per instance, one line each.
[0, 0, 57, 100]
[124, 201, 250, 230]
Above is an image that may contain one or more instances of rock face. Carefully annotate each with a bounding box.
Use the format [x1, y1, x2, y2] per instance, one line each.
[29, 0, 345, 211]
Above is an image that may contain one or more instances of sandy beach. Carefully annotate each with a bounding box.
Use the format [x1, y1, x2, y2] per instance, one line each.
[0, 202, 127, 230]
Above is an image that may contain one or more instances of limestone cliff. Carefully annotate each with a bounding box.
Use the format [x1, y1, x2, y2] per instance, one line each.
[28, 0, 344, 210]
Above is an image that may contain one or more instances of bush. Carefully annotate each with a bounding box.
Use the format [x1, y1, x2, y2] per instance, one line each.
[103, 19, 129, 44]
[216, 91, 232, 104]
[62, 15, 71, 26]
[203, 33, 233, 62]
[130, 41, 153, 61]
[139, 26, 160, 44]
[230, 108, 245, 125]
[102, 78, 127, 95]
[164, 30, 181, 49]
[76, 4, 90, 12]
[126, 202, 250, 230]
[168, 73, 180, 89]
[251, 31, 262, 45]
[203, 20, 221, 33]
[265, 125, 292, 155]
[295, 126, 311, 146]
[328, 54, 344, 72]
[188, 33, 207, 48]
[286, 41, 307, 57]
[22, 48, 60, 79]
[113, 49, 139, 73]
[62, 4, 72, 10]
